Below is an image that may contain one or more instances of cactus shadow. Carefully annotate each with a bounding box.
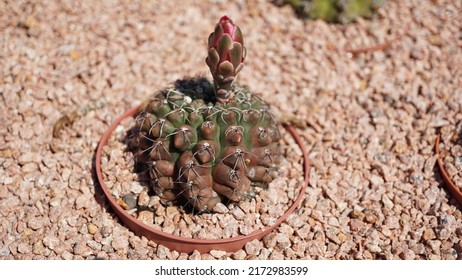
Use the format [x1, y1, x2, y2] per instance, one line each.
[172, 77, 216, 103]
[432, 159, 461, 210]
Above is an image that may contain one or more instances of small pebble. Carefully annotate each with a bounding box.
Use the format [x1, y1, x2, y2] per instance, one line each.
[122, 193, 137, 210]
[138, 210, 154, 224]
[27, 218, 44, 230]
[232, 249, 247, 260]
[137, 191, 150, 207]
[212, 203, 229, 214]
[111, 237, 129, 251]
[423, 228, 436, 241]
[87, 223, 98, 234]
[209, 250, 227, 259]
[43, 235, 59, 250]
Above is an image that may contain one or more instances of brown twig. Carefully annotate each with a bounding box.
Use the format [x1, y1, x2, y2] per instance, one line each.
[52, 112, 78, 138]
[343, 32, 405, 56]
[52, 98, 108, 138]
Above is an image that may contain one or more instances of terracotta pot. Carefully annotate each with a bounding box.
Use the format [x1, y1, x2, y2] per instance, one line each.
[95, 106, 310, 254]
[435, 134, 462, 205]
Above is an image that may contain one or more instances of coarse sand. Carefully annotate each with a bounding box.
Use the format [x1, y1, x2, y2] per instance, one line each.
[1, 0, 461, 259]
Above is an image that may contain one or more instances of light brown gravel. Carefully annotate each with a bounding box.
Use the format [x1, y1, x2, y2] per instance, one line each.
[1, 0, 461, 260]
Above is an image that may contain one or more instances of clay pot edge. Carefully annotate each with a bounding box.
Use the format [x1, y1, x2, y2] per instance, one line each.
[95, 105, 310, 253]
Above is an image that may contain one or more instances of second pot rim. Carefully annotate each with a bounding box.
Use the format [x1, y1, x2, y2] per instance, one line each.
[435, 134, 462, 205]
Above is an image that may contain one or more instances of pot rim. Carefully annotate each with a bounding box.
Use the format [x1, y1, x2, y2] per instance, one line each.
[435, 134, 462, 205]
[95, 105, 310, 253]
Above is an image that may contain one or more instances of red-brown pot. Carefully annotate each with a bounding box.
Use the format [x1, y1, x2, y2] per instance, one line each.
[435, 134, 462, 205]
[95, 106, 310, 254]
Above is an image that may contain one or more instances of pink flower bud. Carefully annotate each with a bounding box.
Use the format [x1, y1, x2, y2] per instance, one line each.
[206, 16, 247, 102]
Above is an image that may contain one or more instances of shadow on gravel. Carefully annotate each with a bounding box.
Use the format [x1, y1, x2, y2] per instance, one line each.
[91, 147, 118, 217]
[433, 162, 461, 210]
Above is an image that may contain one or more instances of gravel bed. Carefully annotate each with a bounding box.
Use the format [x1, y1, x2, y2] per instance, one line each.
[101, 116, 304, 239]
[1, 0, 462, 260]
[439, 122, 462, 191]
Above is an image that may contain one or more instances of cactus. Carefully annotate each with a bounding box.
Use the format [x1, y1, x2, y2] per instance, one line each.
[275, 0, 385, 23]
[128, 16, 281, 213]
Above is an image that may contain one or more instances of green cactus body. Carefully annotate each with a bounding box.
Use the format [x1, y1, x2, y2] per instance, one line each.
[129, 78, 281, 213]
[307, 0, 339, 22]
[280, 0, 384, 23]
